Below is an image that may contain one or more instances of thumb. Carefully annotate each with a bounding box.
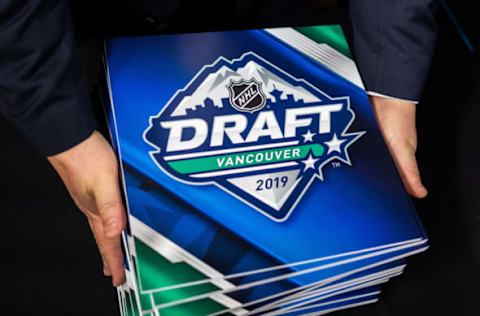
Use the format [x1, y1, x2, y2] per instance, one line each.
[94, 173, 127, 239]
[391, 143, 428, 199]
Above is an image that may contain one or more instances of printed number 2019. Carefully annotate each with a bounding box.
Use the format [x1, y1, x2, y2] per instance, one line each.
[256, 176, 288, 191]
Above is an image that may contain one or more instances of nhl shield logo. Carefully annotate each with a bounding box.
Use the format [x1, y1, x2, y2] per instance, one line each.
[144, 52, 365, 222]
[227, 79, 266, 112]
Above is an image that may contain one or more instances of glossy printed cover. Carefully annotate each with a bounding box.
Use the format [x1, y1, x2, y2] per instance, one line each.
[104, 25, 427, 312]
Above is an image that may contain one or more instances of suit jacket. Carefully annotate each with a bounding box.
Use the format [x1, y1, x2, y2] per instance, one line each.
[350, 0, 438, 102]
[0, 0, 437, 156]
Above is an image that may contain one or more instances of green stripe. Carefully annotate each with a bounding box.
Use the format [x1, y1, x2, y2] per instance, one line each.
[129, 289, 140, 316]
[125, 290, 133, 316]
[167, 143, 324, 175]
[132, 238, 237, 314]
[295, 25, 352, 58]
[134, 238, 218, 293]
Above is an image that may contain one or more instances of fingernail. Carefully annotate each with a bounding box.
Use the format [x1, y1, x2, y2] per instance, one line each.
[104, 266, 111, 276]
[113, 275, 126, 287]
[416, 186, 428, 198]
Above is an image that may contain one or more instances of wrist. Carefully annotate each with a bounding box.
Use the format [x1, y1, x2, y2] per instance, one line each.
[47, 131, 116, 175]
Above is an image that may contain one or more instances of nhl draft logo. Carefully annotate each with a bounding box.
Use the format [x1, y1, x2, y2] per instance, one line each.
[144, 52, 365, 222]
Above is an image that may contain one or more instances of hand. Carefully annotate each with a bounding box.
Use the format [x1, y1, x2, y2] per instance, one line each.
[48, 131, 126, 286]
[370, 96, 428, 199]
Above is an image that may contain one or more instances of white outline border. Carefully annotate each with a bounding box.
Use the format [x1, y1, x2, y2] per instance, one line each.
[142, 51, 365, 223]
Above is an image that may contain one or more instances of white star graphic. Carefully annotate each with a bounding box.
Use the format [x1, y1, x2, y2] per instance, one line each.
[301, 154, 319, 171]
[325, 134, 346, 154]
[302, 130, 316, 143]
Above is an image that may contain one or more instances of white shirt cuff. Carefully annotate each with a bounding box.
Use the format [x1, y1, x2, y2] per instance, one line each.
[367, 91, 419, 104]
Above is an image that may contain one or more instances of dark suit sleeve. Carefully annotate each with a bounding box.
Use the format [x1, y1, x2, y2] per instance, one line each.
[0, 0, 96, 156]
[350, 0, 438, 101]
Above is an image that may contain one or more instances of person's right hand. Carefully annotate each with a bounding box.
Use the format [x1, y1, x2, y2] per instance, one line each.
[48, 131, 127, 286]
[370, 96, 428, 199]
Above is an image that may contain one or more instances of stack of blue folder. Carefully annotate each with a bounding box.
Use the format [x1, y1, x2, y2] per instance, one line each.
[102, 25, 428, 316]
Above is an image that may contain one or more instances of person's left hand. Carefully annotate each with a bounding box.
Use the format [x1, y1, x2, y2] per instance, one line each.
[370, 96, 428, 198]
[48, 131, 126, 286]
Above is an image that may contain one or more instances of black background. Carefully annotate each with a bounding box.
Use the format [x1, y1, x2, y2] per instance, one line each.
[1, 1, 479, 315]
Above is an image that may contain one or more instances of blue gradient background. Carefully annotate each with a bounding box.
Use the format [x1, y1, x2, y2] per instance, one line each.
[105, 29, 426, 274]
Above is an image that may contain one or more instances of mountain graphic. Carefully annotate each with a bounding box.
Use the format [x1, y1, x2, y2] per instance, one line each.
[171, 60, 322, 117]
